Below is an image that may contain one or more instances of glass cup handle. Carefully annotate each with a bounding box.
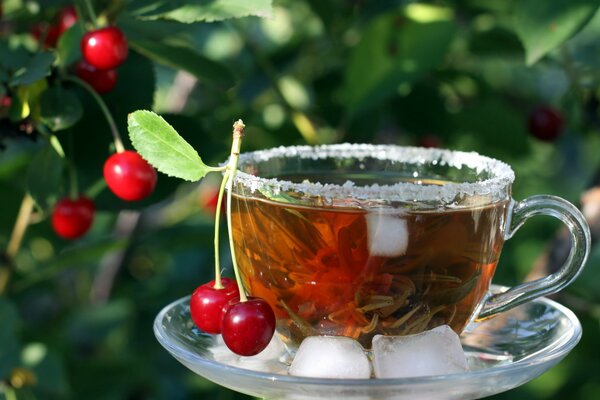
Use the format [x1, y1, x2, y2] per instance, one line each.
[477, 195, 591, 320]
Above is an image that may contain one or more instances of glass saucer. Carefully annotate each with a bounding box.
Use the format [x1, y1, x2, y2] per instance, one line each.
[154, 286, 581, 400]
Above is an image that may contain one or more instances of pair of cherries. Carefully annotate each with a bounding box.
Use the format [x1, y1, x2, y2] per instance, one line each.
[52, 150, 157, 239]
[190, 278, 276, 356]
[31, 6, 126, 95]
[76, 26, 128, 94]
[31, 5, 77, 48]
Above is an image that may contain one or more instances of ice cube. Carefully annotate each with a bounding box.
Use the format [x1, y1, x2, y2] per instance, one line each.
[288, 336, 371, 379]
[366, 212, 408, 257]
[372, 325, 468, 379]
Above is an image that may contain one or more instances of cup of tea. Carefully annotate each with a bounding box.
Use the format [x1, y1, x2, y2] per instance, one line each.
[229, 144, 590, 349]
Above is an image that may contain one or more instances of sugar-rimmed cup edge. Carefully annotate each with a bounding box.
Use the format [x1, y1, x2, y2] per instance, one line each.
[232, 144, 515, 208]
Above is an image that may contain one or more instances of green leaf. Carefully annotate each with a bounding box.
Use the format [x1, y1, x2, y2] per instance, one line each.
[26, 143, 64, 211]
[130, 40, 235, 91]
[514, 0, 600, 65]
[10, 51, 56, 86]
[344, 4, 456, 116]
[129, 0, 273, 23]
[0, 299, 20, 379]
[0, 41, 31, 79]
[57, 23, 85, 67]
[40, 86, 83, 131]
[10, 79, 48, 121]
[128, 110, 214, 181]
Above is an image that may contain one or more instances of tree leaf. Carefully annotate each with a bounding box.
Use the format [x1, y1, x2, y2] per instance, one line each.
[56, 23, 85, 68]
[128, 110, 214, 181]
[0, 41, 31, 80]
[11, 79, 48, 121]
[343, 4, 456, 117]
[40, 86, 83, 131]
[514, 0, 600, 65]
[26, 143, 64, 211]
[130, 40, 235, 90]
[129, 0, 273, 23]
[9, 51, 56, 86]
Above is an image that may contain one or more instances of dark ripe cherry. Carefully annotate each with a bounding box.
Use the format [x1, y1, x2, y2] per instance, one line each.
[417, 134, 442, 148]
[221, 297, 276, 356]
[103, 150, 157, 201]
[75, 60, 117, 94]
[57, 5, 78, 35]
[528, 105, 564, 142]
[81, 26, 128, 70]
[31, 22, 61, 48]
[51, 196, 95, 239]
[1, 95, 11, 108]
[190, 278, 239, 334]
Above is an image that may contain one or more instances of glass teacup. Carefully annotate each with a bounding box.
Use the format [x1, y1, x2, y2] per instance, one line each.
[229, 144, 590, 349]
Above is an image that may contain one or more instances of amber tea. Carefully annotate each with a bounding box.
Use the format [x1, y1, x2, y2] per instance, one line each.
[232, 176, 508, 348]
[230, 144, 589, 350]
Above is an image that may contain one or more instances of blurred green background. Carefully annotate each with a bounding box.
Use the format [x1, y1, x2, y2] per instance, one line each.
[1, 0, 600, 398]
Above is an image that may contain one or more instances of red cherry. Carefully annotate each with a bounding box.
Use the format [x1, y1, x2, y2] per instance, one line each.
[57, 5, 78, 35]
[199, 185, 225, 216]
[31, 22, 61, 48]
[51, 196, 95, 239]
[528, 105, 564, 142]
[221, 297, 276, 356]
[75, 60, 117, 94]
[103, 150, 157, 201]
[1, 96, 11, 108]
[190, 278, 239, 334]
[81, 26, 128, 70]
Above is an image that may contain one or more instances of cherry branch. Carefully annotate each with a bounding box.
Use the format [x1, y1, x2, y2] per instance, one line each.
[65, 76, 125, 153]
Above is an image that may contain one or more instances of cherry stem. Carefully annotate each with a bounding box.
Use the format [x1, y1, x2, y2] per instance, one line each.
[84, 178, 107, 199]
[212, 169, 230, 290]
[66, 76, 125, 153]
[81, 0, 99, 29]
[226, 120, 247, 302]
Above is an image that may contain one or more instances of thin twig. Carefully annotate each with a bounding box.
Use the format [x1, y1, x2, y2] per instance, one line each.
[1, 195, 35, 295]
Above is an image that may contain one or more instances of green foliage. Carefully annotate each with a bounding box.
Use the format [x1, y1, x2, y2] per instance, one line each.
[0, 299, 20, 379]
[21, 344, 69, 397]
[9, 52, 56, 86]
[128, 110, 216, 181]
[129, 0, 273, 23]
[345, 4, 456, 116]
[515, 0, 600, 65]
[56, 24, 85, 68]
[39, 87, 83, 131]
